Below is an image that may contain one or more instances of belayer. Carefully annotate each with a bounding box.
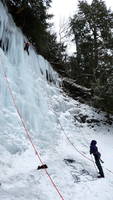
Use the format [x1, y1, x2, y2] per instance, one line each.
[90, 140, 104, 178]
[24, 41, 30, 55]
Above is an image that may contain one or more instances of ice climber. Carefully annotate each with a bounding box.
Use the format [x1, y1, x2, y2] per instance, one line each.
[24, 41, 30, 55]
[90, 140, 104, 178]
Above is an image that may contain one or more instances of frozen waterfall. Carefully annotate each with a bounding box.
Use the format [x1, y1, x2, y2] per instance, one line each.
[0, 3, 113, 200]
[0, 1, 63, 154]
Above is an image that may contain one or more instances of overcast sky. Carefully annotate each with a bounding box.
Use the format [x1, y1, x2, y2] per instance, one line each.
[50, 0, 113, 31]
[49, 0, 113, 55]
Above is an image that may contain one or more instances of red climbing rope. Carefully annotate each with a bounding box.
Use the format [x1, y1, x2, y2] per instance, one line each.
[50, 99, 113, 176]
[62, 119, 113, 175]
[3, 71, 65, 200]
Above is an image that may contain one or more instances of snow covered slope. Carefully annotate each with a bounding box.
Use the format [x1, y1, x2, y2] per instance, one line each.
[0, 2, 113, 200]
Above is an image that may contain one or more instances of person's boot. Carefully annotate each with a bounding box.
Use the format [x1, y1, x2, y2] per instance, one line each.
[97, 175, 104, 178]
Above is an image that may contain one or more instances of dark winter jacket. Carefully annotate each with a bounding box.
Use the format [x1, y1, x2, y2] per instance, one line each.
[90, 140, 101, 160]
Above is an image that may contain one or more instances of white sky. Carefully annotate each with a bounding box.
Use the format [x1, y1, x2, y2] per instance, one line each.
[49, 0, 113, 55]
[50, 0, 113, 28]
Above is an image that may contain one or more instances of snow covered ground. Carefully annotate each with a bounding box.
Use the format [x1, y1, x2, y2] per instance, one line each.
[0, 2, 113, 200]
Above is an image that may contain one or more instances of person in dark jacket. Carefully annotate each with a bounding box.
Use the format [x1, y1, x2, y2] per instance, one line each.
[90, 140, 104, 178]
[24, 41, 30, 55]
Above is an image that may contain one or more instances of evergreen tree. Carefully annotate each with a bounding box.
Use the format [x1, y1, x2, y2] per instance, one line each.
[5, 0, 52, 56]
[5, 0, 67, 65]
[70, 0, 113, 113]
[70, 0, 113, 84]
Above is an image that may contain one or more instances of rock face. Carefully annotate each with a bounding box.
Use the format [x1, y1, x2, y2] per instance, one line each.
[62, 77, 93, 103]
[74, 112, 113, 127]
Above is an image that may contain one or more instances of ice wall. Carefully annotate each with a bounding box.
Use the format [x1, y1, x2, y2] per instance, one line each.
[0, 1, 62, 154]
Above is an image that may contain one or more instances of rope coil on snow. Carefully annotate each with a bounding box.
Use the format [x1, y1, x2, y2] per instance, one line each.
[59, 113, 113, 175]
[48, 95, 113, 176]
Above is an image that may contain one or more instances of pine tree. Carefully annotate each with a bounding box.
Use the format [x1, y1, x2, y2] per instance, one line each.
[70, 0, 113, 113]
